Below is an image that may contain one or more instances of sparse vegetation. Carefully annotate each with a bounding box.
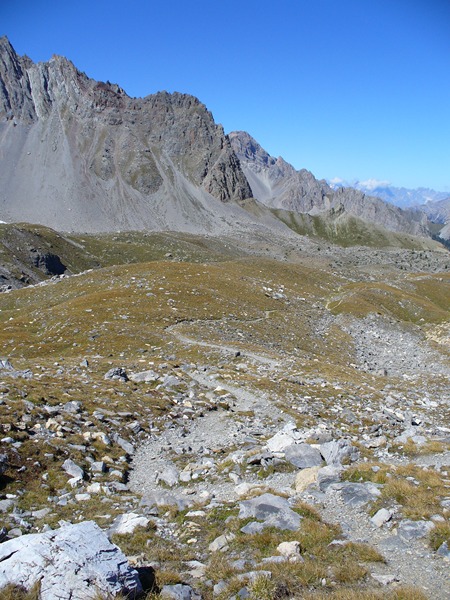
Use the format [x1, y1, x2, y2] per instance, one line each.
[0, 232, 448, 599]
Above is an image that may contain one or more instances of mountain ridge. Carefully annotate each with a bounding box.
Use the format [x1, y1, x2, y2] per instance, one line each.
[0, 36, 441, 244]
[329, 178, 449, 209]
[0, 36, 259, 233]
[229, 130, 429, 237]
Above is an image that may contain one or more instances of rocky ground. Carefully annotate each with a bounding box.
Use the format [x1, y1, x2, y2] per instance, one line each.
[0, 237, 448, 599]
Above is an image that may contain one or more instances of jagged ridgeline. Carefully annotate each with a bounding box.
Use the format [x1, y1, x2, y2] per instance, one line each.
[0, 36, 253, 233]
[0, 36, 442, 244]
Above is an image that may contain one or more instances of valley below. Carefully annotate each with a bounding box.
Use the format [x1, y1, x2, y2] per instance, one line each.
[0, 229, 449, 600]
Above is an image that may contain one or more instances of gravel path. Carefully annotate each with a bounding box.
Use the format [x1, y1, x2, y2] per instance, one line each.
[129, 318, 450, 598]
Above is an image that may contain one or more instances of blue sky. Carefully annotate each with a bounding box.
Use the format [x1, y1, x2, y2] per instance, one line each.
[1, 0, 449, 190]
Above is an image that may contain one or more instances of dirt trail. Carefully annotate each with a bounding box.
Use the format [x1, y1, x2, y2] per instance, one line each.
[166, 321, 280, 369]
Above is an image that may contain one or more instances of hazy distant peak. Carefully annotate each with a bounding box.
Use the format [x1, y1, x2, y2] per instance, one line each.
[329, 178, 449, 209]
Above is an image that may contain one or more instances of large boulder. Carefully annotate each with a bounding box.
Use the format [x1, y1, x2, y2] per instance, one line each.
[0, 521, 142, 599]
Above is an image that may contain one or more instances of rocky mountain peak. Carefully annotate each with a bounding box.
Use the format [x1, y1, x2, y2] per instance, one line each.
[0, 39, 253, 232]
[0, 35, 36, 123]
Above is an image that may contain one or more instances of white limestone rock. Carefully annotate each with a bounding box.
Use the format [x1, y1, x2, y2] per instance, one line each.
[0, 521, 142, 599]
[109, 512, 150, 535]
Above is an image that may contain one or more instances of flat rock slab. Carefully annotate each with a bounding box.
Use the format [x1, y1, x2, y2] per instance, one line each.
[157, 465, 180, 487]
[238, 493, 301, 531]
[264, 423, 302, 452]
[130, 369, 160, 383]
[332, 482, 381, 507]
[284, 443, 323, 469]
[140, 491, 193, 511]
[0, 520, 142, 600]
[397, 519, 434, 541]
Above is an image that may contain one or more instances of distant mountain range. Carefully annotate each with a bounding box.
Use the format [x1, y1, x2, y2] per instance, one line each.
[0, 36, 448, 245]
[328, 179, 449, 210]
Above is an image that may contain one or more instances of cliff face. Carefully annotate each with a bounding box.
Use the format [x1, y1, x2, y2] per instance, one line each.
[229, 131, 429, 237]
[0, 37, 252, 232]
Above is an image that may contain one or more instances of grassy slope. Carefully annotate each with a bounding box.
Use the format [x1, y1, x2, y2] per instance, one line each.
[271, 208, 444, 250]
[0, 239, 449, 600]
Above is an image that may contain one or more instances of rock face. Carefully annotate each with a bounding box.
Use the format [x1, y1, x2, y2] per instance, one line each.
[0, 520, 143, 599]
[229, 130, 429, 237]
[0, 37, 253, 233]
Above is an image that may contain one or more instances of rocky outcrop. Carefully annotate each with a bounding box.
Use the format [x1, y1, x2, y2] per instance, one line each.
[0, 37, 253, 233]
[0, 521, 143, 599]
[230, 130, 429, 237]
[229, 130, 332, 212]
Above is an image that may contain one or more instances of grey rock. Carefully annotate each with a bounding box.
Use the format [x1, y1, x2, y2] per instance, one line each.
[284, 443, 323, 469]
[209, 532, 236, 552]
[371, 508, 392, 528]
[109, 512, 150, 535]
[238, 493, 301, 531]
[261, 555, 287, 564]
[317, 465, 342, 491]
[160, 584, 201, 599]
[127, 420, 142, 434]
[320, 439, 359, 466]
[90, 461, 107, 473]
[0, 521, 142, 599]
[61, 400, 81, 414]
[0, 358, 32, 379]
[157, 466, 180, 487]
[104, 367, 129, 382]
[186, 560, 207, 578]
[436, 541, 450, 559]
[130, 369, 160, 383]
[240, 521, 265, 534]
[0, 499, 14, 512]
[0, 358, 14, 371]
[335, 482, 382, 507]
[371, 574, 398, 585]
[265, 422, 303, 452]
[238, 570, 272, 583]
[140, 491, 192, 511]
[110, 432, 135, 455]
[213, 581, 228, 595]
[62, 459, 84, 481]
[31, 508, 51, 519]
[397, 519, 434, 541]
[0, 454, 8, 476]
[161, 375, 182, 389]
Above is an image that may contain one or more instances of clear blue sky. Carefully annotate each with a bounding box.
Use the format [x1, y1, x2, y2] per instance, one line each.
[1, 0, 449, 190]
